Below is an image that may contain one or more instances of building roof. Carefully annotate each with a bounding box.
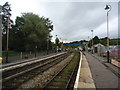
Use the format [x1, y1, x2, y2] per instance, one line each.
[94, 43, 104, 47]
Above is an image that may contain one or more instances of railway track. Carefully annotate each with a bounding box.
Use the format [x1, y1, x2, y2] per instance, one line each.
[2, 52, 66, 79]
[43, 52, 80, 89]
[1, 52, 65, 72]
[1, 53, 60, 69]
[2, 52, 69, 89]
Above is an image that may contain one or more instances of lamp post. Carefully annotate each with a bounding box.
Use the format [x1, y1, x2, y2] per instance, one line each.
[88, 36, 90, 46]
[5, 15, 10, 63]
[91, 30, 94, 54]
[105, 5, 111, 63]
[88, 36, 89, 41]
[88, 36, 90, 52]
[56, 35, 58, 52]
[47, 36, 49, 54]
[0, 5, 2, 58]
[35, 45, 37, 57]
[60, 38, 63, 52]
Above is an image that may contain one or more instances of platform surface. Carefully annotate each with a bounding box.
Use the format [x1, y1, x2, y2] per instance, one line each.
[74, 52, 119, 89]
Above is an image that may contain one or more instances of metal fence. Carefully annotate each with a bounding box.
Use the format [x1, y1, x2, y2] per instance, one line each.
[2, 50, 57, 64]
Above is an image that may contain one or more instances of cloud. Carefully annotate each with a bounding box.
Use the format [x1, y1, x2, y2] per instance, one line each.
[0, 1, 118, 42]
[49, 2, 118, 41]
[95, 17, 118, 39]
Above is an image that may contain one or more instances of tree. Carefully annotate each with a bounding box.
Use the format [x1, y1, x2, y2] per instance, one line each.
[8, 13, 53, 52]
[93, 36, 100, 45]
[88, 36, 100, 47]
[2, 2, 13, 34]
[55, 37, 60, 46]
[9, 17, 25, 51]
[100, 37, 109, 46]
[1, 2, 13, 51]
[22, 13, 53, 51]
[109, 38, 120, 45]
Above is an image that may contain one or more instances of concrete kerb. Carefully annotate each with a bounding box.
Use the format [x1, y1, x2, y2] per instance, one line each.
[80, 54, 96, 89]
[74, 52, 96, 89]
[74, 51, 83, 89]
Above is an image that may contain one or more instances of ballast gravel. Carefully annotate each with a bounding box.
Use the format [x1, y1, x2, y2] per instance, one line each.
[17, 54, 74, 89]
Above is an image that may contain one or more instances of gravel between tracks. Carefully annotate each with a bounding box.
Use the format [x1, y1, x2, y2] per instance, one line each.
[17, 54, 74, 89]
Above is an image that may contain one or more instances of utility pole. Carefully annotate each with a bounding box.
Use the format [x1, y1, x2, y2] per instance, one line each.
[5, 16, 10, 63]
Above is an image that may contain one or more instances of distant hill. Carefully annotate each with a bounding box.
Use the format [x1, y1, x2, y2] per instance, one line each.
[65, 37, 120, 47]
[109, 38, 120, 45]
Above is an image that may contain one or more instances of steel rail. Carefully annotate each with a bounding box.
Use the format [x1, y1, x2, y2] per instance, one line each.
[2, 53, 66, 80]
[43, 52, 80, 89]
[2, 53, 69, 89]
[1, 52, 66, 72]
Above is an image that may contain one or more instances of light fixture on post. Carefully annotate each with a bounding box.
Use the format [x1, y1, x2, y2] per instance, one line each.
[91, 30, 94, 54]
[35, 45, 37, 57]
[47, 36, 49, 54]
[104, 5, 111, 63]
[0, 5, 2, 59]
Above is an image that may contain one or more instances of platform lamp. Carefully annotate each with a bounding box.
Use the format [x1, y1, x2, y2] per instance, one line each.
[91, 30, 94, 54]
[88, 36, 90, 52]
[35, 45, 37, 57]
[47, 35, 50, 54]
[0, 5, 2, 58]
[5, 14, 10, 63]
[104, 5, 111, 63]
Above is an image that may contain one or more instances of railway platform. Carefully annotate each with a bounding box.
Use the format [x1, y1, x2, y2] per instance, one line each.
[74, 52, 95, 89]
[1, 52, 61, 68]
[1, 51, 120, 89]
[74, 52, 120, 89]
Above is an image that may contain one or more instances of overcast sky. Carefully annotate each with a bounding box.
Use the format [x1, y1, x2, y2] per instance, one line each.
[0, 0, 119, 42]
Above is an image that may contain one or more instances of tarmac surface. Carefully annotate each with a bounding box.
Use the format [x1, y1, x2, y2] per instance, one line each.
[85, 52, 119, 89]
